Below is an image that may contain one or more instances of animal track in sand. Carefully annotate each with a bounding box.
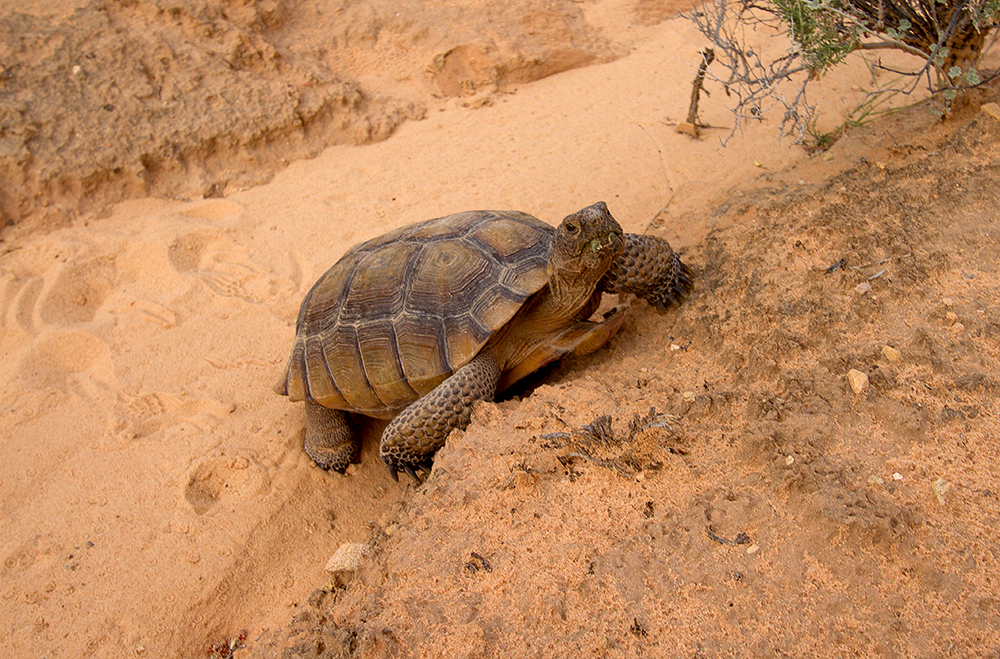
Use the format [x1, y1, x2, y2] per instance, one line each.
[37, 256, 116, 325]
[17, 330, 115, 390]
[2, 246, 114, 339]
[0, 273, 43, 336]
[1, 239, 122, 395]
[116, 391, 234, 442]
[184, 453, 270, 515]
[168, 230, 294, 304]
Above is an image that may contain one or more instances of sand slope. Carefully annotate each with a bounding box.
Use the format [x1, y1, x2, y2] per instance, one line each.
[310, 99, 1000, 658]
[2, 1, 998, 657]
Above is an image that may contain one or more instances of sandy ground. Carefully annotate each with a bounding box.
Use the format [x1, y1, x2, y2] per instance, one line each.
[1, 1, 999, 658]
[309, 101, 1000, 658]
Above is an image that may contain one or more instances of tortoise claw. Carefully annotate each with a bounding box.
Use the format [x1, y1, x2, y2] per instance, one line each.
[383, 456, 433, 484]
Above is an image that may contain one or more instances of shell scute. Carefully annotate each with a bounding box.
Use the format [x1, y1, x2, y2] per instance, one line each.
[405, 239, 496, 314]
[337, 241, 417, 324]
[321, 326, 383, 411]
[394, 313, 450, 395]
[357, 321, 418, 409]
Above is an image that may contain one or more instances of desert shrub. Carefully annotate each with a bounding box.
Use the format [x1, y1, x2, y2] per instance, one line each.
[687, 0, 1000, 143]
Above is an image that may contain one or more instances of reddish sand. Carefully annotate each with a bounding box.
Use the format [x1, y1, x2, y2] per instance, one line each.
[1, 1, 998, 657]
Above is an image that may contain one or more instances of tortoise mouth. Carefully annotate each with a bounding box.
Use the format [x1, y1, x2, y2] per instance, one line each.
[584, 230, 622, 255]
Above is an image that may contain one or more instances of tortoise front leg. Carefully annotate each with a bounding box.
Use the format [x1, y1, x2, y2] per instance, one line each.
[304, 401, 359, 472]
[380, 352, 502, 482]
[599, 234, 693, 311]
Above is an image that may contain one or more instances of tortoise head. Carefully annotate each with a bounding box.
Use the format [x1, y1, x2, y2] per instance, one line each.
[547, 201, 624, 303]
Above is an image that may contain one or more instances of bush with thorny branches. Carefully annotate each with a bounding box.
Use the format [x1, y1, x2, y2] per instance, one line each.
[687, 0, 1000, 143]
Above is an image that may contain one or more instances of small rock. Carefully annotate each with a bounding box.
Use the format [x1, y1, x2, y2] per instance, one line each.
[945, 311, 958, 324]
[847, 369, 869, 394]
[942, 297, 954, 307]
[676, 122, 698, 137]
[951, 322, 965, 335]
[855, 282, 872, 294]
[324, 543, 371, 586]
[682, 391, 697, 403]
[893, 472, 904, 481]
[881, 345, 901, 363]
[784, 455, 795, 466]
[933, 478, 953, 505]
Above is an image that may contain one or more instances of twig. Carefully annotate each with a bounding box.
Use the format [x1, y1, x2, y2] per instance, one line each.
[849, 256, 892, 269]
[849, 253, 913, 270]
[685, 48, 716, 129]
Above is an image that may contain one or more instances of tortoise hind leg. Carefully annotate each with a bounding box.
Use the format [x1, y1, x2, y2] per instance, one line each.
[599, 234, 693, 311]
[380, 352, 502, 482]
[304, 401, 359, 472]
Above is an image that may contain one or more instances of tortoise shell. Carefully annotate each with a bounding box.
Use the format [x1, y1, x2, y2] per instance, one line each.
[276, 210, 555, 417]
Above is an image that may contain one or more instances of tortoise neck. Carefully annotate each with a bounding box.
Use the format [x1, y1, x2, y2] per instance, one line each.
[544, 245, 609, 317]
[546, 269, 601, 317]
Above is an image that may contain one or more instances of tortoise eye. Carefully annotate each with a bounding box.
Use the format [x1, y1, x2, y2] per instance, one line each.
[565, 222, 579, 234]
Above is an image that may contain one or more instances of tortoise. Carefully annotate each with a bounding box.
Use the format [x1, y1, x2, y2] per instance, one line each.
[274, 202, 691, 481]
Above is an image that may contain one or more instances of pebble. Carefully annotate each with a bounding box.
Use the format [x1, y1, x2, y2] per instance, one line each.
[324, 543, 371, 586]
[945, 311, 958, 324]
[951, 323, 965, 335]
[847, 369, 869, 394]
[676, 122, 698, 137]
[881, 345, 901, 363]
[893, 472, 904, 481]
[855, 282, 871, 294]
[682, 391, 697, 403]
[933, 478, 953, 505]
